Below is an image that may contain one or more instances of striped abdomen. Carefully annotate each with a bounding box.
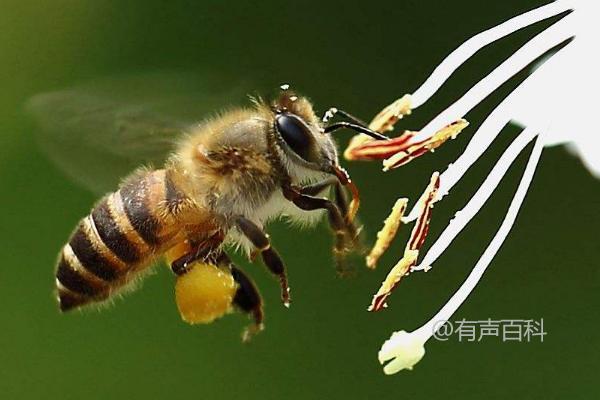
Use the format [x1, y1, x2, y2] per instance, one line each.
[55, 169, 194, 311]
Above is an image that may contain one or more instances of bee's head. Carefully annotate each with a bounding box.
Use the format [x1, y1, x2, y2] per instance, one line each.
[270, 86, 339, 176]
[269, 85, 381, 222]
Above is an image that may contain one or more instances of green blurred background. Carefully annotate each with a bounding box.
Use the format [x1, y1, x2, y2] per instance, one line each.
[1, 1, 598, 399]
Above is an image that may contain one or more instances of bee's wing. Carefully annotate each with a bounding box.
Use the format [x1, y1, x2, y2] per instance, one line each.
[27, 72, 249, 194]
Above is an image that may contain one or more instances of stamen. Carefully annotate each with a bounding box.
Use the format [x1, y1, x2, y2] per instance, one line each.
[346, 131, 417, 161]
[411, 14, 574, 142]
[369, 94, 413, 133]
[378, 134, 542, 374]
[366, 198, 408, 269]
[344, 95, 412, 160]
[406, 172, 439, 252]
[403, 33, 569, 222]
[364, 0, 580, 375]
[367, 173, 439, 312]
[345, 119, 468, 164]
[368, 250, 418, 312]
[413, 134, 543, 342]
[413, 127, 538, 271]
[348, 2, 572, 167]
[382, 119, 468, 171]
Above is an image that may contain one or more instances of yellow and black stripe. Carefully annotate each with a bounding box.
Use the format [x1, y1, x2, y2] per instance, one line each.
[120, 171, 162, 247]
[55, 169, 186, 311]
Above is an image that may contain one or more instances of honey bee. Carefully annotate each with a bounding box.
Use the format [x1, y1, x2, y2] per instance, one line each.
[28, 74, 388, 338]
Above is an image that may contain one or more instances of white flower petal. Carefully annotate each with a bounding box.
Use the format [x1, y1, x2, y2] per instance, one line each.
[511, 2, 600, 178]
[567, 142, 600, 179]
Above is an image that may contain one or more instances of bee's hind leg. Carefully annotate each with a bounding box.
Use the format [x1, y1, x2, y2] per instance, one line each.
[216, 252, 264, 342]
[168, 234, 225, 276]
[234, 216, 290, 307]
[232, 266, 265, 342]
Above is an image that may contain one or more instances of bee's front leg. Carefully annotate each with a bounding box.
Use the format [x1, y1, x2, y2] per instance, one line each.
[296, 176, 338, 196]
[297, 178, 361, 245]
[234, 216, 290, 307]
[282, 183, 358, 276]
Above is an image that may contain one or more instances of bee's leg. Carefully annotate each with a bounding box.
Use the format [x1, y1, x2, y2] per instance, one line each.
[171, 245, 213, 275]
[214, 252, 264, 342]
[332, 182, 361, 241]
[298, 178, 360, 243]
[297, 178, 349, 218]
[298, 177, 338, 196]
[232, 266, 265, 342]
[282, 185, 355, 275]
[168, 234, 225, 276]
[234, 216, 290, 307]
[171, 250, 207, 275]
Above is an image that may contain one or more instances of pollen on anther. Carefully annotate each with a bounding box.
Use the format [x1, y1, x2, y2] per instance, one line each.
[366, 198, 408, 269]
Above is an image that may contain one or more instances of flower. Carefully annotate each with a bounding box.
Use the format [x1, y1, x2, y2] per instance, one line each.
[347, 0, 598, 374]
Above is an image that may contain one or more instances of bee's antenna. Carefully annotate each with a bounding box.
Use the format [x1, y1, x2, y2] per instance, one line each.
[323, 122, 390, 141]
[321, 108, 390, 141]
[322, 107, 368, 126]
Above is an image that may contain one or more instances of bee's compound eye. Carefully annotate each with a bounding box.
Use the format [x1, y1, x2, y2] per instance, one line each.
[275, 113, 315, 162]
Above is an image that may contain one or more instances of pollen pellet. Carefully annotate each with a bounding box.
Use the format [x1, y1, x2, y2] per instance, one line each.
[175, 262, 237, 324]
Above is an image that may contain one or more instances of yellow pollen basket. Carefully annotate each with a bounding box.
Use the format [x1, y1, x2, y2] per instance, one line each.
[175, 261, 238, 324]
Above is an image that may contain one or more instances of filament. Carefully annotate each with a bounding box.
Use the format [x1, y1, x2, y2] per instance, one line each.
[404, 32, 574, 222]
[413, 126, 538, 271]
[412, 13, 574, 142]
[414, 133, 544, 340]
[411, 0, 575, 109]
